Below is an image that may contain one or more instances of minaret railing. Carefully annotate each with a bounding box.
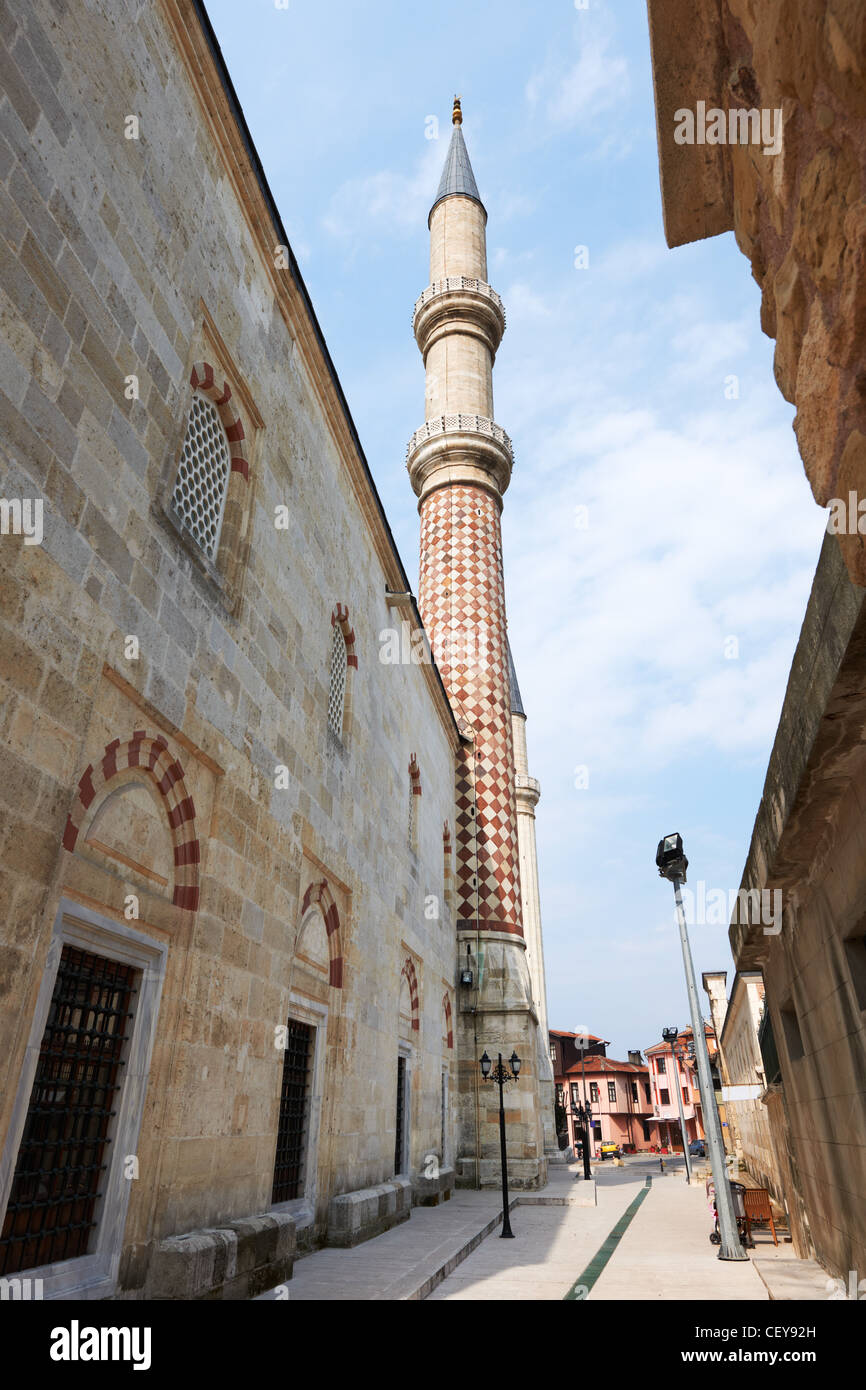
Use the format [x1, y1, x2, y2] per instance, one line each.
[405, 413, 513, 463]
[412, 277, 506, 326]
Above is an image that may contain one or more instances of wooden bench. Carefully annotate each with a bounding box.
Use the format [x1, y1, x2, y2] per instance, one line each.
[743, 1187, 778, 1246]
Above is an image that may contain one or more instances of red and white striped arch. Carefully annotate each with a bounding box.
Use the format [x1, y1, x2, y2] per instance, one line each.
[300, 879, 345, 988]
[331, 603, 358, 670]
[442, 991, 453, 1049]
[61, 730, 200, 912]
[189, 361, 249, 482]
[401, 957, 420, 1032]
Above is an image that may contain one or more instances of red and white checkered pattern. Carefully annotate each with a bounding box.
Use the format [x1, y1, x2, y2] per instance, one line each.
[419, 484, 523, 937]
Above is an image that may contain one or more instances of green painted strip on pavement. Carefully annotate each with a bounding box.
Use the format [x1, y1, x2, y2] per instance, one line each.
[563, 1184, 651, 1300]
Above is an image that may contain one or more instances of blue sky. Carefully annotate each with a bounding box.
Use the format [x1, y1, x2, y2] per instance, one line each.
[206, 0, 827, 1059]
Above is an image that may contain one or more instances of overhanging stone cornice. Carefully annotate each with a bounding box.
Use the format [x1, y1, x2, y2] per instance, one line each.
[646, 0, 734, 247]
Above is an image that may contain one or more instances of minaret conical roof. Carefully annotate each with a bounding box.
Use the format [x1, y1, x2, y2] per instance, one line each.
[428, 106, 486, 226]
[507, 639, 525, 717]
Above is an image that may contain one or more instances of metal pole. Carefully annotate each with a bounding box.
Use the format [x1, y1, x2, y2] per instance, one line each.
[671, 1040, 693, 1184]
[497, 1054, 514, 1238]
[581, 1050, 591, 1180]
[672, 875, 746, 1260]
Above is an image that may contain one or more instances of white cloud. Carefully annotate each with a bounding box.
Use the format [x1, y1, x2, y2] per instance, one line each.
[496, 255, 826, 825]
[525, 28, 629, 130]
[322, 141, 443, 244]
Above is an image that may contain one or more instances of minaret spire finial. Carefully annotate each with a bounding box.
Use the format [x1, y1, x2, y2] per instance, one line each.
[452, 95, 462, 126]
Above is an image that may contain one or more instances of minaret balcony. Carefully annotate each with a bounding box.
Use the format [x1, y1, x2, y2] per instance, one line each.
[406, 413, 514, 502]
[413, 278, 506, 358]
[515, 773, 541, 810]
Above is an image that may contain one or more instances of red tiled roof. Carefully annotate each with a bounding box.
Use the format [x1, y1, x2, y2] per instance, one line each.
[549, 1029, 605, 1042]
[563, 1057, 648, 1076]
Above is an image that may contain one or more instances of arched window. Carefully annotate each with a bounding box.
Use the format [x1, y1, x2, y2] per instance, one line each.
[328, 605, 357, 740]
[166, 359, 257, 614]
[328, 622, 348, 737]
[171, 391, 232, 560]
[443, 821, 454, 910]
[408, 755, 421, 850]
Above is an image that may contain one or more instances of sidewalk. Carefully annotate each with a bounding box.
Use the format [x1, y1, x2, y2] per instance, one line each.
[257, 1159, 826, 1301]
[588, 1168, 769, 1301]
[257, 1165, 591, 1301]
[428, 1162, 768, 1301]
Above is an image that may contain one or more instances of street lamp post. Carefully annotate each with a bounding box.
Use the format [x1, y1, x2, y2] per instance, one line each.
[572, 1100, 593, 1180]
[572, 1100, 592, 1178]
[662, 1026, 692, 1184]
[580, 1045, 593, 1179]
[480, 1051, 521, 1239]
[656, 833, 747, 1262]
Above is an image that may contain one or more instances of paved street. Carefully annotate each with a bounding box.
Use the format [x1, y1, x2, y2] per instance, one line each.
[259, 1158, 818, 1301]
[428, 1158, 772, 1301]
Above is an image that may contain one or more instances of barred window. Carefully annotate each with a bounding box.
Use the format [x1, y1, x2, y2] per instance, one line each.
[328, 622, 348, 737]
[0, 945, 136, 1275]
[171, 391, 231, 559]
[271, 1019, 314, 1205]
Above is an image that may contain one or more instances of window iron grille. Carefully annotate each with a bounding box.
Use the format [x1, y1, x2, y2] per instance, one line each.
[271, 1020, 314, 1205]
[0, 945, 136, 1276]
[327, 622, 348, 737]
[440, 1071, 447, 1166]
[395, 1056, 406, 1175]
[171, 391, 231, 559]
[408, 787, 418, 850]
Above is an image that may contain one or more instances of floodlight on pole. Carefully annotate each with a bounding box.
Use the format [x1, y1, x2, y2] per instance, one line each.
[656, 833, 747, 1262]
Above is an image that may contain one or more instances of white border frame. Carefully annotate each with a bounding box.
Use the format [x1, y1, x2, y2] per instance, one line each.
[0, 898, 167, 1300]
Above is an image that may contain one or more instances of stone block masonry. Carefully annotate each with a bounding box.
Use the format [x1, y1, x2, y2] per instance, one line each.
[0, 0, 462, 1298]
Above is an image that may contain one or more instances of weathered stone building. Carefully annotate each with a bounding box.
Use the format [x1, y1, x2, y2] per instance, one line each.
[646, 1, 866, 1280]
[646, 0, 866, 584]
[0, 0, 550, 1298]
[703, 970, 786, 1206]
[721, 535, 866, 1275]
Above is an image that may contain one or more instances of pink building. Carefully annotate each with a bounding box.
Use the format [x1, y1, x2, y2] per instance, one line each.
[643, 1025, 715, 1151]
[556, 1053, 662, 1156]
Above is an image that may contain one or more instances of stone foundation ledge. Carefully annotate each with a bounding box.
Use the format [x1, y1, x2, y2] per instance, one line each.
[412, 1164, 456, 1207]
[144, 1211, 296, 1300]
[326, 1177, 412, 1248]
[455, 1157, 548, 1190]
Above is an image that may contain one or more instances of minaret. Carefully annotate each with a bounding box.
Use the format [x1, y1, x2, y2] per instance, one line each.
[508, 642, 560, 1161]
[407, 98, 546, 1188]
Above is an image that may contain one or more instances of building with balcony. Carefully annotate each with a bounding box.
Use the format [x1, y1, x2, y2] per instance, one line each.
[550, 1032, 661, 1155]
[643, 1026, 714, 1151]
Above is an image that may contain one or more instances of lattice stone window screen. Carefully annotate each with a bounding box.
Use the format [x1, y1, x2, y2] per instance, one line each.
[171, 391, 231, 559]
[328, 623, 348, 737]
[408, 784, 418, 849]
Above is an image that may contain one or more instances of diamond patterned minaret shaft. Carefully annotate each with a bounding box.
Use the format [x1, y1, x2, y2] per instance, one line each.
[407, 100, 547, 1189]
[408, 101, 521, 937]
